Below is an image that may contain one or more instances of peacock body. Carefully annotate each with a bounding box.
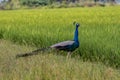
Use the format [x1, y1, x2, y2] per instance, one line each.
[16, 22, 80, 58]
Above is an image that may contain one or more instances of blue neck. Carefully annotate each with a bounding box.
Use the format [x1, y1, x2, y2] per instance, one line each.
[74, 26, 79, 42]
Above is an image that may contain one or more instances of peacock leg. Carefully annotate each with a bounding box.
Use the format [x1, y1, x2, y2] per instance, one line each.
[67, 52, 71, 59]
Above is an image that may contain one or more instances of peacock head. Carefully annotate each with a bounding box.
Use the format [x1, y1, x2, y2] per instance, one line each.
[76, 23, 80, 27]
[73, 21, 80, 27]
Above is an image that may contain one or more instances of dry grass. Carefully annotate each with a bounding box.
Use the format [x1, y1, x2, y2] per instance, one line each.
[0, 40, 120, 80]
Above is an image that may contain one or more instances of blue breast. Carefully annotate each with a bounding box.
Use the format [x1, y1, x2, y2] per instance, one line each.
[70, 41, 79, 51]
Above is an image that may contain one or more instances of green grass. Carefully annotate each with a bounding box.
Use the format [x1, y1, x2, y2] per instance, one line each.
[0, 6, 120, 68]
[0, 40, 120, 80]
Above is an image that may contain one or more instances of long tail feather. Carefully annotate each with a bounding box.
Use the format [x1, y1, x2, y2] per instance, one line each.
[16, 47, 50, 58]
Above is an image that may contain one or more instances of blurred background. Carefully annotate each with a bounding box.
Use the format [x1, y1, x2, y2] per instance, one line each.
[0, 0, 120, 10]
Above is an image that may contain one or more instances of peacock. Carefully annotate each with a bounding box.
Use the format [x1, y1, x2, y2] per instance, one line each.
[16, 22, 80, 58]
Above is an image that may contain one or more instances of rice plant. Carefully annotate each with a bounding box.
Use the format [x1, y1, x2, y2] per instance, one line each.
[0, 6, 120, 68]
